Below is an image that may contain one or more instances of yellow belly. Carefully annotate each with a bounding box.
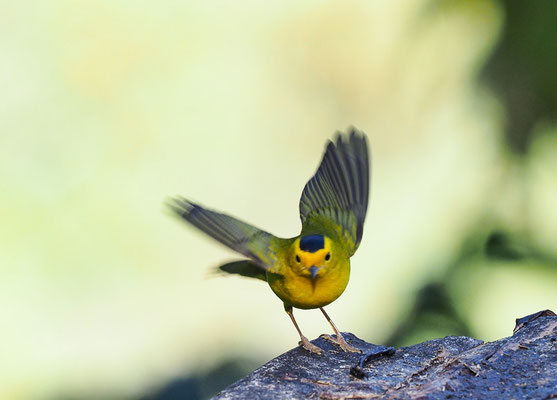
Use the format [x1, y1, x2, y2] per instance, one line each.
[266, 261, 350, 309]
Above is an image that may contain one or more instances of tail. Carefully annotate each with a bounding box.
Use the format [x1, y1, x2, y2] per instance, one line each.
[214, 260, 267, 281]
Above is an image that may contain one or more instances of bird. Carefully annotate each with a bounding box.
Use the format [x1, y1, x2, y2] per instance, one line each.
[168, 128, 369, 354]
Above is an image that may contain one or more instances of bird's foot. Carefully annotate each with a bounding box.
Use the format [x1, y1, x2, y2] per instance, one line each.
[299, 335, 324, 354]
[320, 333, 361, 353]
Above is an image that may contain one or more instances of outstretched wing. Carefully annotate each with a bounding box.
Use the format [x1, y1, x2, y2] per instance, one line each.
[299, 128, 370, 256]
[168, 197, 276, 269]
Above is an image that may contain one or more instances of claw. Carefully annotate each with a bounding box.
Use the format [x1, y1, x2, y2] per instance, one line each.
[321, 333, 361, 353]
[299, 335, 324, 354]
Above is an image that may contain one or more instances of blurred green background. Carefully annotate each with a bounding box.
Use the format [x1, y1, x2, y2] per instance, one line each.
[2, 0, 556, 399]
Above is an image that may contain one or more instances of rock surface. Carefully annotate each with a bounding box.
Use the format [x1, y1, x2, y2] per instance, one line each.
[214, 311, 557, 399]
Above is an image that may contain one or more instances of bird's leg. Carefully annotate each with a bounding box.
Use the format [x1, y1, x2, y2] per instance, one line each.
[319, 307, 361, 353]
[284, 304, 323, 354]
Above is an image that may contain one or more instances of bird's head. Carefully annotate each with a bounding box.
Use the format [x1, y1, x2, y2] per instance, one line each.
[291, 234, 334, 280]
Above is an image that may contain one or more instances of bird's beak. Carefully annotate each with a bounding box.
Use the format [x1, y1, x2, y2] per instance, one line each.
[309, 265, 318, 280]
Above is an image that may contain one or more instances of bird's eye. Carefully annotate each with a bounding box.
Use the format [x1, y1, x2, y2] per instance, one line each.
[295, 255, 301, 263]
[325, 252, 331, 261]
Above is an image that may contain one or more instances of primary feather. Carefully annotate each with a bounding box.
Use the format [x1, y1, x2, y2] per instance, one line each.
[299, 128, 370, 255]
[168, 198, 276, 268]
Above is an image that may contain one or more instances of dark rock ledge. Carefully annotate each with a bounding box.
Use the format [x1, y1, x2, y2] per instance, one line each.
[214, 310, 556, 399]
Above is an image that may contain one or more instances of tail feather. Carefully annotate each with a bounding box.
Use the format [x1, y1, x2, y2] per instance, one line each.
[216, 260, 267, 281]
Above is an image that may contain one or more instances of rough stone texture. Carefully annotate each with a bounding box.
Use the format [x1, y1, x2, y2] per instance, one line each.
[214, 311, 557, 399]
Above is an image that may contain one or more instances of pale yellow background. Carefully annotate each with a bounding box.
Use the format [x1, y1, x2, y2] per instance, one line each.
[2, 1, 557, 399]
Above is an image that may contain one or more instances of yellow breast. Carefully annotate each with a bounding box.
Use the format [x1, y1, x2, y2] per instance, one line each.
[266, 259, 350, 309]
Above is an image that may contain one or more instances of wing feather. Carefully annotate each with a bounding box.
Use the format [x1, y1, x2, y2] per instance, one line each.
[168, 197, 275, 268]
[299, 128, 370, 255]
